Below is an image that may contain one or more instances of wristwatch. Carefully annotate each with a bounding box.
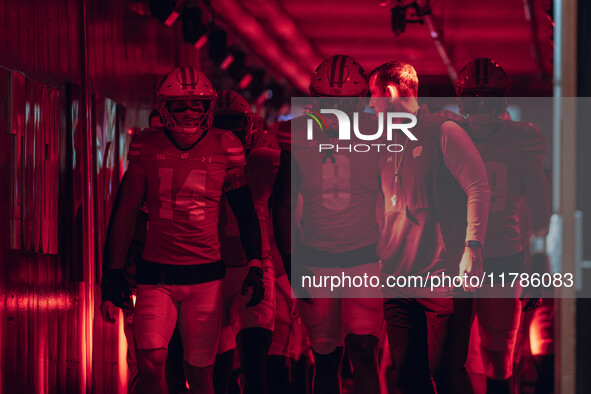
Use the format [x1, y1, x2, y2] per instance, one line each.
[465, 240, 483, 249]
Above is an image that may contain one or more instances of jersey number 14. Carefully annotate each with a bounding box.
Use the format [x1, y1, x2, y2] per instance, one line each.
[158, 168, 207, 221]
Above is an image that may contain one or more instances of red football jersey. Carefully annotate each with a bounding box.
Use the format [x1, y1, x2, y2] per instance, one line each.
[219, 145, 280, 267]
[468, 120, 547, 258]
[127, 127, 247, 265]
[279, 115, 381, 253]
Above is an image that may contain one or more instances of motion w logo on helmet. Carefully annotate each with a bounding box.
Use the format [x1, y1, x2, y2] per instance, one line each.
[326, 55, 350, 94]
[176, 67, 199, 91]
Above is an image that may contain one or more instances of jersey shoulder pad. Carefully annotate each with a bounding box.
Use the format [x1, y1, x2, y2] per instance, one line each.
[127, 127, 163, 163]
[212, 127, 247, 167]
[434, 109, 464, 123]
[503, 120, 545, 156]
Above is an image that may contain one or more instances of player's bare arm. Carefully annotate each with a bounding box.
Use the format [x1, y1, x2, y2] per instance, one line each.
[106, 163, 147, 270]
[440, 120, 492, 291]
[101, 164, 146, 311]
[101, 174, 131, 321]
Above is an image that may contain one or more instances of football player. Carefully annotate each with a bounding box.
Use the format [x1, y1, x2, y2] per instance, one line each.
[368, 61, 491, 394]
[102, 67, 264, 394]
[273, 55, 384, 394]
[455, 58, 550, 394]
[213, 90, 279, 394]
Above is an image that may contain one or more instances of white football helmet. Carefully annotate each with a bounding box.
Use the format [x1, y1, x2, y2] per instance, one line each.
[154, 66, 216, 134]
[309, 55, 368, 97]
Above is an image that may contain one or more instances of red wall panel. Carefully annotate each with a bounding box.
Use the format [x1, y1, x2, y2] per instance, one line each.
[0, 0, 204, 392]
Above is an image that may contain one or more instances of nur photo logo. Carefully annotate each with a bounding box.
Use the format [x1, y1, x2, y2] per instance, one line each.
[305, 110, 328, 134]
[305, 108, 418, 153]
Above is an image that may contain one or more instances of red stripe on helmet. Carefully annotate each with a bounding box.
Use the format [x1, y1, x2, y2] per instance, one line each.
[180, 67, 188, 90]
[337, 55, 347, 88]
[329, 55, 339, 88]
[188, 67, 196, 87]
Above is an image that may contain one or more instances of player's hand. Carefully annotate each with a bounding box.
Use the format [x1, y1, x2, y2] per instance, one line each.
[242, 266, 265, 308]
[520, 253, 547, 312]
[101, 269, 131, 309]
[458, 246, 483, 292]
[520, 286, 542, 312]
[100, 300, 117, 324]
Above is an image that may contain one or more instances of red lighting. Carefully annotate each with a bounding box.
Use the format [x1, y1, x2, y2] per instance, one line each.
[220, 54, 234, 71]
[256, 89, 272, 105]
[529, 303, 555, 356]
[164, 11, 180, 27]
[4, 293, 74, 312]
[118, 309, 129, 392]
[193, 35, 209, 50]
[238, 74, 253, 89]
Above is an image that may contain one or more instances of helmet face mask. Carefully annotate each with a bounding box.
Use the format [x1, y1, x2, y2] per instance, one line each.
[455, 58, 509, 122]
[213, 90, 256, 149]
[155, 66, 216, 135]
[166, 99, 209, 114]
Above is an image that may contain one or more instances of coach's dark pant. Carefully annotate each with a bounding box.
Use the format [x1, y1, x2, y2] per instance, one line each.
[437, 296, 475, 394]
[384, 297, 453, 394]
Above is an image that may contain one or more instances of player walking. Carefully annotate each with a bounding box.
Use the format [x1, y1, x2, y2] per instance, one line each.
[274, 55, 384, 394]
[456, 58, 550, 394]
[214, 90, 279, 394]
[102, 67, 264, 394]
